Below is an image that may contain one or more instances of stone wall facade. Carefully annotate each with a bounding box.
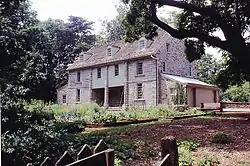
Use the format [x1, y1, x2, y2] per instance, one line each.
[57, 32, 199, 107]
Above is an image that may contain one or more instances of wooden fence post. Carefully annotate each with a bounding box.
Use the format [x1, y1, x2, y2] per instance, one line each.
[161, 136, 178, 166]
[55, 151, 75, 166]
[105, 149, 114, 166]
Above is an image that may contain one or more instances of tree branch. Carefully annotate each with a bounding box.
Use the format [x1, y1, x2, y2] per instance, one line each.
[149, 4, 229, 51]
[154, 0, 232, 40]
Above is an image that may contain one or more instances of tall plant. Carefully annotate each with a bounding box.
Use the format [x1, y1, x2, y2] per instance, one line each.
[172, 83, 187, 105]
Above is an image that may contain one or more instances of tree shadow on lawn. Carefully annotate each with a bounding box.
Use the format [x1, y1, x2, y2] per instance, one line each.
[119, 116, 250, 152]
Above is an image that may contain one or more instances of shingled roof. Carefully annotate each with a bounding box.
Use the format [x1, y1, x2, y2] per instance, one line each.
[67, 30, 171, 70]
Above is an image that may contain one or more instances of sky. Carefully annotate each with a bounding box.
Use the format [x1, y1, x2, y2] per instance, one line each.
[30, 0, 119, 33]
[30, 0, 222, 58]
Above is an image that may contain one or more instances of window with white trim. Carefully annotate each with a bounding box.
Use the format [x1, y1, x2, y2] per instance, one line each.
[162, 62, 166, 72]
[139, 39, 145, 50]
[76, 89, 80, 102]
[107, 47, 112, 56]
[62, 95, 66, 103]
[114, 64, 119, 76]
[77, 71, 81, 82]
[137, 62, 143, 75]
[137, 83, 143, 99]
[97, 68, 101, 78]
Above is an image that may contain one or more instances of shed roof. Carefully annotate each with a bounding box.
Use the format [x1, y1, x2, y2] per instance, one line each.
[161, 74, 216, 87]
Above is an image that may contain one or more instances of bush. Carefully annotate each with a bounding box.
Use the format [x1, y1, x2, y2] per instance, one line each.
[178, 140, 200, 166]
[223, 82, 250, 102]
[197, 154, 219, 166]
[55, 122, 84, 133]
[211, 132, 232, 144]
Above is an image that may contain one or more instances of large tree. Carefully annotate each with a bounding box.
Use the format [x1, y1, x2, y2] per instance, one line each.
[99, 2, 128, 42]
[197, 54, 222, 85]
[122, 0, 250, 84]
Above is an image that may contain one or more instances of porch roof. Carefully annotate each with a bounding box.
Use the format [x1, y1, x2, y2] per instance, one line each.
[161, 74, 216, 87]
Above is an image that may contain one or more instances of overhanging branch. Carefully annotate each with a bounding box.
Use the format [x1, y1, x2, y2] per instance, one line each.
[149, 3, 229, 50]
[153, 0, 232, 40]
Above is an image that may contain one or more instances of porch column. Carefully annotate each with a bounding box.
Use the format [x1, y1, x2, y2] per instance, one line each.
[124, 61, 129, 110]
[104, 66, 109, 108]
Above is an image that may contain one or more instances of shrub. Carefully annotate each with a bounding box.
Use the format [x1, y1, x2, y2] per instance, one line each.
[55, 122, 84, 133]
[211, 132, 232, 144]
[223, 82, 250, 102]
[197, 154, 219, 166]
[178, 140, 200, 166]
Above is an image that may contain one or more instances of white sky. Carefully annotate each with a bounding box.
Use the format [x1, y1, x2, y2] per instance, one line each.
[30, 0, 222, 58]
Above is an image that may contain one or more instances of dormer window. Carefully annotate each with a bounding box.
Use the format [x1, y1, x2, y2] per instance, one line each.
[139, 38, 146, 50]
[107, 47, 112, 56]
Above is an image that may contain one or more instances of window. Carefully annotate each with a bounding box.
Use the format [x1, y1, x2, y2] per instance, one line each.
[137, 83, 143, 99]
[189, 66, 192, 76]
[76, 89, 80, 102]
[107, 47, 112, 56]
[139, 39, 145, 50]
[162, 62, 166, 72]
[137, 62, 143, 75]
[114, 64, 119, 76]
[62, 95, 66, 103]
[166, 43, 170, 52]
[77, 71, 81, 82]
[170, 88, 176, 95]
[97, 68, 101, 78]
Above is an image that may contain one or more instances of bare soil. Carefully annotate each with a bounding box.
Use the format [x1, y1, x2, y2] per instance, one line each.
[119, 112, 250, 166]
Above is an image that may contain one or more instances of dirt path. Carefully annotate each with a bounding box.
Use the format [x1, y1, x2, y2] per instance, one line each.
[119, 113, 250, 166]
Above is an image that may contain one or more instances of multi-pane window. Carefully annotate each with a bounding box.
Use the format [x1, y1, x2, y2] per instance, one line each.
[77, 71, 81, 82]
[136, 62, 143, 75]
[162, 62, 166, 72]
[97, 68, 101, 78]
[76, 89, 80, 102]
[114, 64, 119, 76]
[139, 40, 145, 50]
[62, 95, 66, 103]
[107, 48, 112, 56]
[166, 43, 170, 52]
[137, 83, 143, 99]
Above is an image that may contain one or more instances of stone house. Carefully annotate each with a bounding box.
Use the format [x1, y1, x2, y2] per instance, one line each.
[57, 30, 220, 108]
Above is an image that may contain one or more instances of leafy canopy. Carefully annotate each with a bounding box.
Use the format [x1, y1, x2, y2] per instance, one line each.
[122, 0, 250, 84]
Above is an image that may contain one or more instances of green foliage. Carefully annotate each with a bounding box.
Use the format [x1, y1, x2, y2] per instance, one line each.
[0, 0, 96, 104]
[178, 140, 200, 152]
[178, 140, 199, 166]
[122, 0, 250, 85]
[48, 102, 202, 123]
[172, 83, 187, 105]
[223, 82, 250, 102]
[196, 154, 219, 166]
[197, 54, 222, 85]
[211, 132, 232, 144]
[99, 2, 127, 42]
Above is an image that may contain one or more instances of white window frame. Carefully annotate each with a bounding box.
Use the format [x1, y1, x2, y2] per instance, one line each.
[136, 62, 143, 75]
[137, 83, 143, 99]
[97, 68, 101, 78]
[76, 89, 80, 102]
[114, 64, 119, 76]
[162, 62, 166, 72]
[62, 95, 66, 103]
[107, 47, 112, 56]
[77, 71, 81, 82]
